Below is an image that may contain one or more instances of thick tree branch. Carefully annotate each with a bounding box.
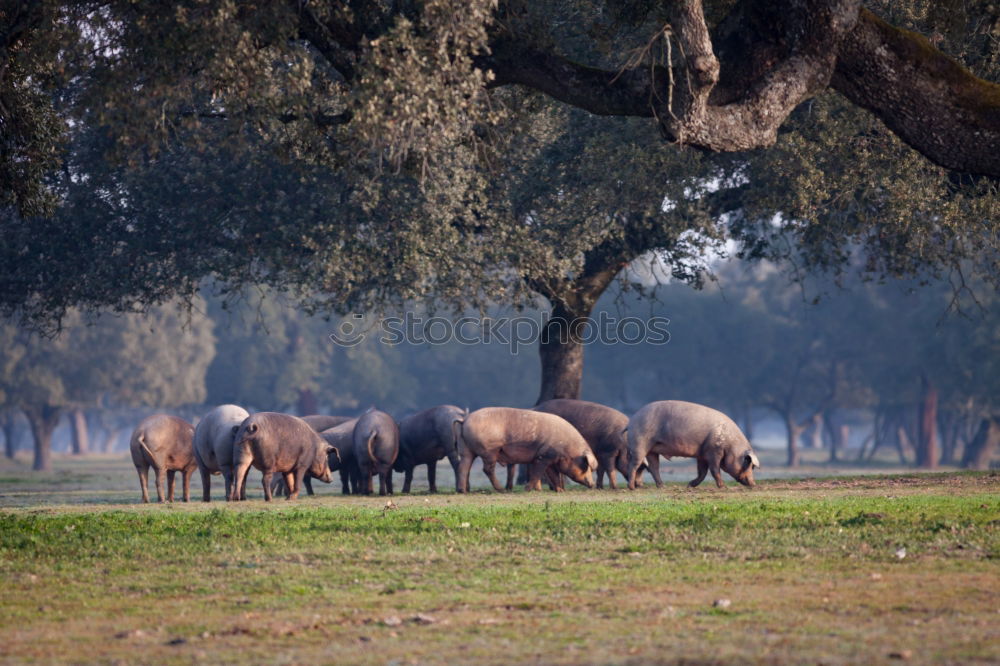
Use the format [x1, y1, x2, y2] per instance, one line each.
[484, 1, 1000, 176]
[292, 1, 361, 82]
[831, 8, 1000, 177]
[484, 37, 656, 118]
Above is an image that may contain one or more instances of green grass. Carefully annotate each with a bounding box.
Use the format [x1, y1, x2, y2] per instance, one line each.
[0, 460, 998, 664]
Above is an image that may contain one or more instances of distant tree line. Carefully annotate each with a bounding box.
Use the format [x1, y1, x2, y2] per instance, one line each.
[3, 270, 998, 472]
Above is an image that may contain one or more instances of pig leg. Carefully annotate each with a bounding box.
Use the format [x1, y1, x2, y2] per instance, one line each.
[504, 464, 515, 491]
[136, 465, 150, 503]
[709, 459, 725, 488]
[290, 469, 305, 500]
[456, 452, 475, 493]
[402, 467, 414, 494]
[364, 465, 374, 495]
[481, 457, 506, 492]
[426, 463, 436, 494]
[167, 469, 176, 502]
[647, 453, 664, 488]
[544, 466, 563, 492]
[199, 467, 212, 502]
[446, 452, 461, 493]
[386, 470, 394, 495]
[182, 468, 193, 501]
[525, 458, 549, 492]
[355, 465, 365, 494]
[262, 470, 274, 501]
[231, 452, 254, 502]
[690, 459, 708, 487]
[154, 466, 166, 503]
[220, 464, 234, 502]
[600, 453, 617, 490]
[339, 467, 351, 494]
[303, 475, 314, 496]
[626, 449, 646, 490]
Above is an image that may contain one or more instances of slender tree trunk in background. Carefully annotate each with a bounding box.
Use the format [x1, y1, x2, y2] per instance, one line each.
[783, 412, 805, 467]
[24, 405, 61, 472]
[102, 428, 123, 454]
[809, 413, 824, 449]
[69, 409, 89, 455]
[862, 410, 883, 461]
[962, 418, 1000, 470]
[2, 410, 18, 459]
[823, 412, 849, 463]
[896, 425, 913, 464]
[536, 302, 590, 404]
[917, 375, 939, 469]
[937, 411, 959, 466]
[297, 388, 318, 417]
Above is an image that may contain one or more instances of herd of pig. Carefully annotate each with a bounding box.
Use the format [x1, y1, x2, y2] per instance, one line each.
[128, 399, 761, 503]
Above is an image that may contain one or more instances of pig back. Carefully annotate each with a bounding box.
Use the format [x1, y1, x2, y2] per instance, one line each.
[534, 399, 628, 454]
[353, 410, 399, 466]
[633, 400, 748, 454]
[321, 419, 358, 469]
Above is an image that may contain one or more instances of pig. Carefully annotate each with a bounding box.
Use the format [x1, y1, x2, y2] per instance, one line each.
[322, 419, 360, 494]
[285, 415, 355, 496]
[192, 404, 250, 502]
[353, 408, 399, 496]
[394, 405, 465, 493]
[301, 414, 354, 432]
[533, 399, 654, 489]
[272, 418, 359, 497]
[454, 407, 597, 492]
[231, 412, 335, 501]
[129, 414, 197, 503]
[625, 400, 761, 490]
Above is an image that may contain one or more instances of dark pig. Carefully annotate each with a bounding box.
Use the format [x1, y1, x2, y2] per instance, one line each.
[353, 409, 399, 496]
[394, 405, 465, 493]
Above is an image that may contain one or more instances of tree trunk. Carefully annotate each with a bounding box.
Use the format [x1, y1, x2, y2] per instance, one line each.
[937, 411, 960, 466]
[24, 405, 61, 472]
[102, 428, 123, 454]
[69, 409, 89, 455]
[783, 412, 805, 467]
[962, 418, 1000, 470]
[808, 412, 824, 449]
[896, 425, 913, 464]
[2, 410, 18, 459]
[916, 375, 939, 469]
[297, 388, 318, 417]
[824, 412, 849, 463]
[535, 302, 589, 404]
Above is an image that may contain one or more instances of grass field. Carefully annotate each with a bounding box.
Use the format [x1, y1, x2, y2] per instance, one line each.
[0, 455, 998, 664]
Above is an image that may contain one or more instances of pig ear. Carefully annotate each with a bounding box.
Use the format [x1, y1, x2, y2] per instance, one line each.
[749, 452, 760, 468]
[743, 452, 759, 470]
[576, 455, 590, 470]
[248, 423, 259, 434]
[327, 445, 340, 462]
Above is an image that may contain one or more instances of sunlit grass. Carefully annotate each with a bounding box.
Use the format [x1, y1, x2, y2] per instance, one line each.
[0, 464, 997, 664]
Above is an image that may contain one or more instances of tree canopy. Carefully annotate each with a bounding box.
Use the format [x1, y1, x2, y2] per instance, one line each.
[1, 0, 998, 333]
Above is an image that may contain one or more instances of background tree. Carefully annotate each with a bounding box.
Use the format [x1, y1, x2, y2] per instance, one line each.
[0, 301, 214, 470]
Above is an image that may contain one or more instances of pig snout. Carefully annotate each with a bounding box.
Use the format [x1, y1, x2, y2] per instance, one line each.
[318, 469, 333, 483]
